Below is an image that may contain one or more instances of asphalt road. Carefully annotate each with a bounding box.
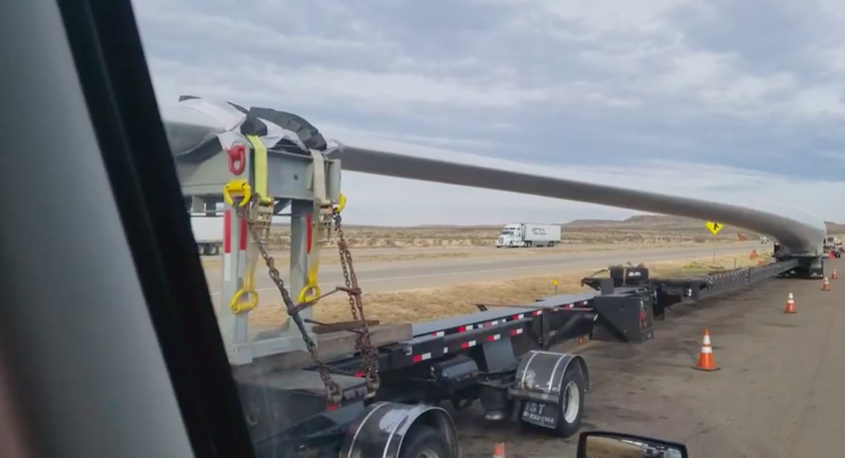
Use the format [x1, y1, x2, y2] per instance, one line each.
[455, 258, 845, 458]
[205, 241, 761, 296]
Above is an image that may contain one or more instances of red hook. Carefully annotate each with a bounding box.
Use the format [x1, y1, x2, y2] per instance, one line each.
[227, 144, 246, 176]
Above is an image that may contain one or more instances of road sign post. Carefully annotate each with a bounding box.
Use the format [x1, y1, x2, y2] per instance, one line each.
[706, 221, 723, 262]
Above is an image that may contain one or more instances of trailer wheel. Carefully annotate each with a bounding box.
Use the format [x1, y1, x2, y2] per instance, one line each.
[555, 364, 586, 438]
[399, 425, 453, 458]
[208, 244, 220, 256]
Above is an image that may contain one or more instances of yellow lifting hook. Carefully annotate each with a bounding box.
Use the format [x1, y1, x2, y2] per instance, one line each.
[230, 288, 258, 314]
[223, 179, 252, 207]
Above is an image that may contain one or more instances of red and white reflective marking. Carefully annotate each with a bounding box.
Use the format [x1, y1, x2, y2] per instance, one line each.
[510, 328, 524, 336]
[412, 352, 432, 363]
[223, 210, 233, 282]
[237, 218, 248, 278]
[487, 334, 502, 342]
[425, 299, 595, 341]
[460, 340, 478, 349]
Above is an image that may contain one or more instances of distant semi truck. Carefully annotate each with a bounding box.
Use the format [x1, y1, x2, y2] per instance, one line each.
[824, 236, 844, 258]
[190, 215, 224, 256]
[495, 222, 561, 248]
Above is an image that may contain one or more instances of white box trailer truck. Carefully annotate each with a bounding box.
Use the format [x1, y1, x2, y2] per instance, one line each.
[190, 215, 224, 256]
[495, 223, 561, 248]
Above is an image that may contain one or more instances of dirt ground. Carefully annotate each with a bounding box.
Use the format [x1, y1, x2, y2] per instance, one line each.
[453, 258, 845, 458]
[247, 249, 771, 327]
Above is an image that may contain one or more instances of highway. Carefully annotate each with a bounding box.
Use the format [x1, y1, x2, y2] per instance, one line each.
[456, 258, 845, 458]
[204, 241, 761, 296]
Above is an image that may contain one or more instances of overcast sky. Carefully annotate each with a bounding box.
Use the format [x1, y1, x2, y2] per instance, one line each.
[134, 0, 845, 226]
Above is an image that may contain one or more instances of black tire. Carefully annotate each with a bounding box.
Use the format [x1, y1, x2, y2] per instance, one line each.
[554, 364, 586, 438]
[399, 425, 453, 458]
[209, 244, 220, 256]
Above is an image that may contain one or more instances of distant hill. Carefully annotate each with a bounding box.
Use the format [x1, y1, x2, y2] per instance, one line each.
[826, 221, 845, 233]
[565, 215, 713, 229]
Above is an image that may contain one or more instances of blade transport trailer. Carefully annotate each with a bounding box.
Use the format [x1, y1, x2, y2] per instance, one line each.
[170, 101, 824, 458]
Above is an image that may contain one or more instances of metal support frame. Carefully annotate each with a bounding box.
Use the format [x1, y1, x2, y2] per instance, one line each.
[177, 141, 341, 365]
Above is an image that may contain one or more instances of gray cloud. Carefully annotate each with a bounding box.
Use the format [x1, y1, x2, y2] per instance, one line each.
[668, 0, 842, 77]
[135, 0, 845, 185]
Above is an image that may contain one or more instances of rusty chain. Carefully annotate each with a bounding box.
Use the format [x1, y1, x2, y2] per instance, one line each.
[332, 208, 380, 396]
[235, 194, 342, 405]
[234, 193, 380, 404]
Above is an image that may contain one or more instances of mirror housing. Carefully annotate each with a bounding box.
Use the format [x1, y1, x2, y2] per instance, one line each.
[577, 431, 689, 458]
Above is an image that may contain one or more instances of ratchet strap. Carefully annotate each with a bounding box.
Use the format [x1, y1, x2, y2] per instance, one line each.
[230, 135, 274, 314]
[297, 149, 330, 303]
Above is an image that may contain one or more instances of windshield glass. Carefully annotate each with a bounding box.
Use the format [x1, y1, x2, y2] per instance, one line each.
[131, 1, 845, 457]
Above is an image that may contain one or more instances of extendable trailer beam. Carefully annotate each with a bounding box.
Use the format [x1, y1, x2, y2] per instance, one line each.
[164, 99, 826, 458]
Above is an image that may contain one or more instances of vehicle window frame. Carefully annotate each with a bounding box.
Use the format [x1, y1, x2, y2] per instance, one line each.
[55, 0, 256, 455]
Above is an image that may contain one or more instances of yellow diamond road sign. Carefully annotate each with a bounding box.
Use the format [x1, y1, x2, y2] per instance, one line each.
[706, 221, 723, 235]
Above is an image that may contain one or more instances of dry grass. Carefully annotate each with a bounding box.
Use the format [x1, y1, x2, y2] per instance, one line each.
[247, 249, 770, 328]
[264, 215, 759, 249]
[264, 226, 750, 249]
[201, 239, 747, 269]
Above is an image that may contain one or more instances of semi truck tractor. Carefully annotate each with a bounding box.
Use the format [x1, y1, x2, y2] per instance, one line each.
[190, 215, 224, 256]
[496, 222, 561, 248]
[824, 236, 844, 258]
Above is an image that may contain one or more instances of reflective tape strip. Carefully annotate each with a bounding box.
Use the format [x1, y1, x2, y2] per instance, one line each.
[223, 210, 232, 254]
[239, 218, 248, 251]
[412, 352, 432, 362]
[223, 253, 232, 282]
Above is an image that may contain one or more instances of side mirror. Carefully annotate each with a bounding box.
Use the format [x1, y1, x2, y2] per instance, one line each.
[577, 431, 689, 458]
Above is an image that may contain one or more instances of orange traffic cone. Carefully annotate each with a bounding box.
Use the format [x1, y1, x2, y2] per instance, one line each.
[822, 277, 831, 291]
[493, 443, 506, 458]
[693, 329, 720, 371]
[784, 292, 796, 314]
[832, 269, 838, 280]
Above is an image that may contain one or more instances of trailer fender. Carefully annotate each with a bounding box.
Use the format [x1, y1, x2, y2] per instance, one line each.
[511, 350, 591, 402]
[510, 350, 590, 437]
[339, 401, 461, 458]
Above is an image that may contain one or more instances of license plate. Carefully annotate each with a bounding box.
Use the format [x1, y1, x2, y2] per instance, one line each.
[520, 401, 558, 429]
